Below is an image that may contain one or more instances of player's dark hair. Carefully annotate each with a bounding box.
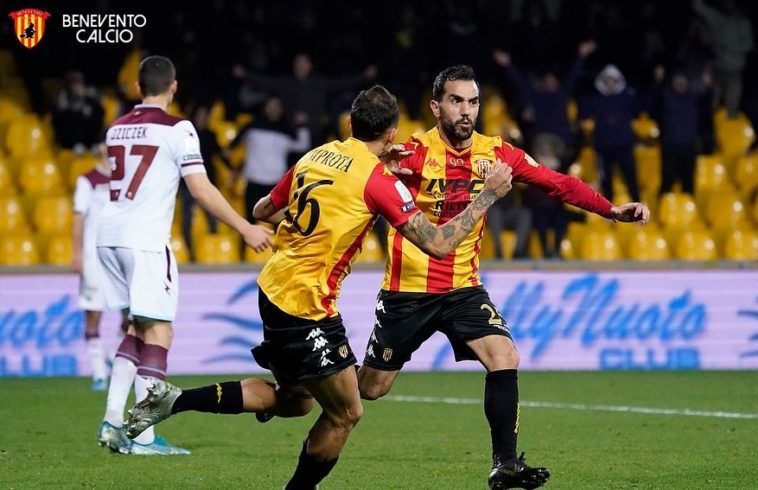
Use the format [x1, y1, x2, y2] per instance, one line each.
[350, 85, 399, 141]
[432, 65, 479, 101]
[138, 55, 176, 97]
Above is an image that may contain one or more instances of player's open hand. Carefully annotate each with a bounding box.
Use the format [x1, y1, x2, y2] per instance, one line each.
[483, 159, 513, 198]
[379, 144, 414, 175]
[610, 202, 650, 224]
[242, 224, 274, 252]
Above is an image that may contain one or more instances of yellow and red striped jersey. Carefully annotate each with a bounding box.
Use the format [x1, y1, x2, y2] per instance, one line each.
[258, 138, 418, 320]
[382, 128, 613, 293]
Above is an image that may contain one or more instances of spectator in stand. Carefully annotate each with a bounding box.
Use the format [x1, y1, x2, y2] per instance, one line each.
[237, 52, 377, 145]
[178, 105, 235, 259]
[52, 71, 105, 152]
[693, 0, 754, 118]
[522, 134, 571, 259]
[580, 64, 642, 202]
[227, 95, 311, 224]
[652, 65, 710, 195]
[486, 188, 533, 260]
[493, 40, 597, 157]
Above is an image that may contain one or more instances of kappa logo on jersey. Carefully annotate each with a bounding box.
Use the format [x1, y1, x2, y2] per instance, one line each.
[424, 159, 441, 169]
[306, 328, 325, 340]
[9, 9, 51, 49]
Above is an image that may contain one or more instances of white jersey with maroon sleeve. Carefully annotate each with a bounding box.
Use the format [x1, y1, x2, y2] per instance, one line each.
[97, 104, 206, 252]
[74, 168, 110, 310]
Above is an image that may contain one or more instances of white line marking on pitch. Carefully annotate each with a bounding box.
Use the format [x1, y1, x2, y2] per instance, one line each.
[384, 395, 758, 420]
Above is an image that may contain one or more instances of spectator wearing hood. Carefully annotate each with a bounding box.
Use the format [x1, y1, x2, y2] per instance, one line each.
[580, 64, 642, 202]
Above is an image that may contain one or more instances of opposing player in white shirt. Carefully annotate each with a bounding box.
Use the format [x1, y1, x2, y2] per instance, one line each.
[72, 145, 130, 392]
[95, 55, 273, 455]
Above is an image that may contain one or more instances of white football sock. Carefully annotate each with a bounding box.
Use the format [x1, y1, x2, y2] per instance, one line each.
[86, 337, 108, 381]
[103, 357, 137, 426]
[132, 374, 157, 445]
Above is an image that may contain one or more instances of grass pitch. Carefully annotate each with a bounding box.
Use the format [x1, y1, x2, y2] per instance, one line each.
[1, 371, 756, 489]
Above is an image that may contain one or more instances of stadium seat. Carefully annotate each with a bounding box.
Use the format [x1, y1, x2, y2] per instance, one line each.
[500, 231, 517, 260]
[723, 229, 758, 260]
[0, 234, 39, 265]
[0, 196, 28, 234]
[570, 147, 598, 185]
[338, 111, 351, 140]
[18, 157, 65, 197]
[394, 112, 425, 145]
[195, 234, 239, 264]
[483, 93, 508, 136]
[45, 234, 73, 265]
[355, 232, 384, 262]
[559, 237, 575, 260]
[632, 112, 660, 141]
[694, 155, 732, 200]
[170, 235, 190, 264]
[579, 228, 622, 260]
[705, 193, 748, 229]
[626, 227, 670, 260]
[735, 154, 758, 199]
[101, 93, 122, 126]
[634, 144, 661, 195]
[753, 198, 758, 224]
[67, 153, 100, 188]
[658, 193, 701, 229]
[4, 115, 51, 158]
[715, 111, 755, 166]
[33, 196, 73, 234]
[211, 121, 239, 148]
[480, 229, 497, 260]
[0, 159, 17, 197]
[675, 230, 717, 261]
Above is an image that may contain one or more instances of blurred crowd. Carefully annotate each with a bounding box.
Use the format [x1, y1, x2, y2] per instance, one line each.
[3, 0, 757, 262]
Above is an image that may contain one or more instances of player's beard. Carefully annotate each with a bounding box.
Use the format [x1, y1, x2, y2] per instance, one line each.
[440, 116, 474, 143]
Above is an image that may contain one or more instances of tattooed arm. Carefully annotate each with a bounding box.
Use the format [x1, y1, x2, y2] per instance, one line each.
[397, 163, 513, 259]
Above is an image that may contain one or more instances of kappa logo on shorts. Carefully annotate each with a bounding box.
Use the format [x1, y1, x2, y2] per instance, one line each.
[382, 348, 393, 362]
[366, 345, 376, 358]
[338, 344, 349, 359]
[306, 328, 325, 340]
[376, 300, 386, 313]
[312, 337, 328, 351]
[320, 349, 334, 367]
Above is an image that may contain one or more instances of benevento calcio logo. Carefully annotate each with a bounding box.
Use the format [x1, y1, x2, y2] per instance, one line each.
[9, 8, 51, 49]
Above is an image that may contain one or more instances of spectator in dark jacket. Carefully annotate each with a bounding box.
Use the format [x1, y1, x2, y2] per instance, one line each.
[580, 64, 642, 202]
[52, 71, 104, 152]
[493, 40, 597, 153]
[652, 66, 707, 194]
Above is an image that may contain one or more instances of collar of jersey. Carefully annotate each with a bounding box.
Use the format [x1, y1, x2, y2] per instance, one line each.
[434, 127, 473, 157]
[134, 104, 164, 110]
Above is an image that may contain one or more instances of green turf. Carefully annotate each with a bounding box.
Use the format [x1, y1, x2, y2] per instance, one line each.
[1, 371, 757, 489]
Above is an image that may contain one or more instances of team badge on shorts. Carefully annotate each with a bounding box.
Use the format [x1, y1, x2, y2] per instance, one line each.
[476, 159, 492, 177]
[338, 344, 350, 359]
[9, 9, 51, 49]
[382, 348, 393, 362]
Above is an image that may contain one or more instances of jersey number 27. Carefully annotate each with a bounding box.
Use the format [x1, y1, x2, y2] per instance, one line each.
[107, 144, 159, 201]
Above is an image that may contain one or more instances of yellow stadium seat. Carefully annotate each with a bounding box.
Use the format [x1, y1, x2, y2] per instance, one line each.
[632, 112, 660, 141]
[723, 229, 758, 260]
[559, 237, 575, 260]
[705, 193, 748, 229]
[33, 196, 73, 234]
[675, 230, 717, 261]
[715, 111, 755, 166]
[170, 235, 190, 264]
[355, 232, 384, 262]
[68, 153, 101, 188]
[480, 229, 497, 260]
[634, 144, 661, 194]
[500, 231, 517, 260]
[483, 94, 508, 137]
[18, 157, 65, 197]
[579, 229, 622, 260]
[0, 196, 28, 234]
[627, 227, 670, 260]
[45, 234, 73, 265]
[4, 115, 51, 158]
[195, 234, 239, 264]
[753, 198, 758, 223]
[101, 93, 122, 126]
[212, 121, 239, 149]
[0, 234, 39, 265]
[570, 147, 598, 185]
[694, 154, 732, 197]
[735, 154, 758, 198]
[0, 159, 16, 197]
[658, 193, 701, 229]
[394, 113, 426, 146]
[118, 48, 142, 101]
[0, 96, 25, 128]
